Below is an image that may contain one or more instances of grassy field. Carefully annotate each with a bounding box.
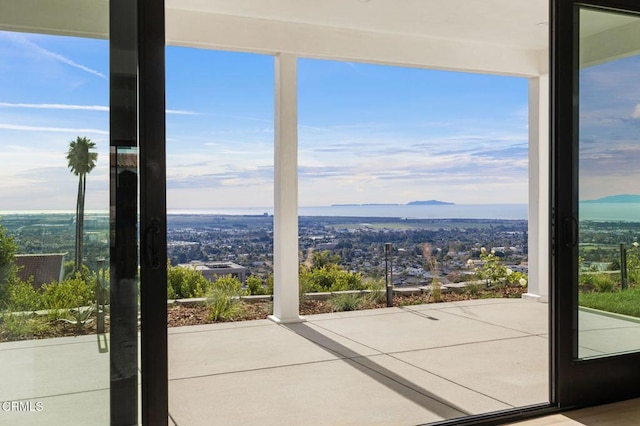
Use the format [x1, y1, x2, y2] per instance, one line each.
[580, 287, 640, 318]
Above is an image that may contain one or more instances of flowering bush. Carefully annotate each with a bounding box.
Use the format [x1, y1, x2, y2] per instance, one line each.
[477, 247, 528, 288]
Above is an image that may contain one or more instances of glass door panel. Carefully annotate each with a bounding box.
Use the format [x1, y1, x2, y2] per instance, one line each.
[0, 29, 115, 425]
[553, 0, 640, 408]
[0, 0, 155, 423]
[578, 7, 640, 359]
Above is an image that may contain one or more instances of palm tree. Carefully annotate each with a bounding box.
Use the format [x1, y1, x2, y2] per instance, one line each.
[66, 136, 98, 272]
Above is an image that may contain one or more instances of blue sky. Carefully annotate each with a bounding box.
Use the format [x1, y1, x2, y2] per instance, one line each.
[579, 54, 640, 201]
[0, 30, 532, 211]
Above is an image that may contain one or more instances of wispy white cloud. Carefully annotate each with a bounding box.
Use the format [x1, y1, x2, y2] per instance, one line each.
[0, 102, 108, 111]
[0, 102, 199, 115]
[210, 113, 272, 123]
[0, 123, 108, 135]
[167, 109, 200, 115]
[7, 33, 107, 79]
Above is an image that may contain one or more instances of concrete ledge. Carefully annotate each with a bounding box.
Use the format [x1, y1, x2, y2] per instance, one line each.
[175, 297, 207, 307]
[331, 290, 362, 296]
[418, 285, 451, 293]
[242, 295, 273, 303]
[442, 282, 473, 293]
[307, 292, 332, 300]
[393, 287, 422, 296]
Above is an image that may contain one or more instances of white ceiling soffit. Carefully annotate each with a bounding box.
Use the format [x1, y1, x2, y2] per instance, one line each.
[1, 0, 549, 76]
[0, 0, 108, 39]
[171, 0, 549, 50]
[580, 8, 640, 68]
[166, 0, 549, 77]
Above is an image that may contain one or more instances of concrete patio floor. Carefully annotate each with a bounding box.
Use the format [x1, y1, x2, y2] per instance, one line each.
[3, 298, 640, 425]
[167, 298, 549, 425]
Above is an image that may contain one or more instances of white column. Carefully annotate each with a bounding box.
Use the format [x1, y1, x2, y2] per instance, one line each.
[523, 73, 549, 302]
[269, 53, 305, 323]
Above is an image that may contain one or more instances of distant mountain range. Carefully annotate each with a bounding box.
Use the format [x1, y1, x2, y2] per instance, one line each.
[582, 194, 640, 203]
[331, 200, 455, 207]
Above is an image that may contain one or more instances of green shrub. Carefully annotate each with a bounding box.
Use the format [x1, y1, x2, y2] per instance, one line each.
[310, 250, 341, 269]
[167, 262, 212, 299]
[299, 266, 331, 291]
[265, 274, 274, 295]
[0, 312, 47, 340]
[330, 293, 363, 312]
[299, 277, 313, 305]
[593, 273, 616, 293]
[477, 249, 507, 286]
[0, 224, 18, 302]
[431, 280, 442, 303]
[475, 248, 528, 289]
[206, 275, 245, 321]
[579, 272, 595, 290]
[60, 306, 95, 332]
[363, 278, 386, 304]
[41, 272, 94, 311]
[628, 269, 640, 287]
[4, 278, 42, 311]
[465, 282, 481, 297]
[246, 275, 268, 295]
[299, 265, 364, 293]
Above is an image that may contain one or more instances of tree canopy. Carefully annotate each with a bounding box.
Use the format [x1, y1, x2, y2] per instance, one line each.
[66, 136, 98, 177]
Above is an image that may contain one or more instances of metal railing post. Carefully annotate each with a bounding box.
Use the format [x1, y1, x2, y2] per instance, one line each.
[621, 243, 628, 290]
[385, 243, 393, 307]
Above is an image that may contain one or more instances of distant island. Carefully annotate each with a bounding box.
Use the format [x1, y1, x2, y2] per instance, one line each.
[331, 203, 401, 207]
[582, 194, 640, 204]
[406, 200, 455, 206]
[332, 200, 454, 207]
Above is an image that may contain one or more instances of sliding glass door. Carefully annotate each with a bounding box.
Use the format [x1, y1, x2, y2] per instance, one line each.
[0, 1, 166, 424]
[111, 0, 168, 424]
[553, 0, 640, 407]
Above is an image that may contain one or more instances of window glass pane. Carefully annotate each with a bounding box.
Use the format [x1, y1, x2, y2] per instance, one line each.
[0, 29, 113, 424]
[578, 7, 640, 359]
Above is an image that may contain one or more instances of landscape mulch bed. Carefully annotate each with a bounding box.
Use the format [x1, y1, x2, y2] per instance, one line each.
[0, 286, 526, 341]
[168, 286, 525, 327]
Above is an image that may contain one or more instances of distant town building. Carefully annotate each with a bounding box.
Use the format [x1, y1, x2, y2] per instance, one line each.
[15, 253, 66, 289]
[316, 242, 338, 250]
[178, 261, 247, 283]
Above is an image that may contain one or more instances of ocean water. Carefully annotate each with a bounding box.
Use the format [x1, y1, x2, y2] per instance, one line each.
[170, 203, 640, 222]
[170, 204, 529, 220]
[4, 203, 637, 222]
[580, 203, 640, 222]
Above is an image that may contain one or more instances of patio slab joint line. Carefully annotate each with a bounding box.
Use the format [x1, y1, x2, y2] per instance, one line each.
[292, 321, 384, 357]
[386, 334, 545, 357]
[168, 358, 342, 383]
[428, 306, 545, 337]
[385, 352, 517, 409]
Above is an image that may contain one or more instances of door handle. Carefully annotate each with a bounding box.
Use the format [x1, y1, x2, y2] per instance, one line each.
[143, 218, 162, 269]
[563, 216, 578, 248]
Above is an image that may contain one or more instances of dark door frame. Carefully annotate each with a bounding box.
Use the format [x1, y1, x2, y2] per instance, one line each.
[551, 0, 640, 410]
[109, 0, 640, 424]
[110, 0, 168, 425]
[138, 0, 169, 424]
